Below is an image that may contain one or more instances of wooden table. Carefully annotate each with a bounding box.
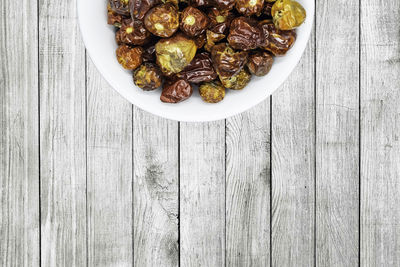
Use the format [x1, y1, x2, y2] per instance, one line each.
[1, 0, 400, 266]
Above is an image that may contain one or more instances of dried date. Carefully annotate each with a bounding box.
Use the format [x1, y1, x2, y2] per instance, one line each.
[176, 52, 217, 83]
[247, 51, 274, 76]
[161, 77, 193, 103]
[259, 19, 296, 56]
[211, 43, 248, 77]
[227, 17, 264, 51]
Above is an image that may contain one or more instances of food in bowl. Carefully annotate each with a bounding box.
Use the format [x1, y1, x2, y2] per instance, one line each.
[107, 0, 306, 104]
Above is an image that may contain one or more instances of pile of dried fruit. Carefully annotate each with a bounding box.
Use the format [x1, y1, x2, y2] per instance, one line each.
[108, 0, 306, 103]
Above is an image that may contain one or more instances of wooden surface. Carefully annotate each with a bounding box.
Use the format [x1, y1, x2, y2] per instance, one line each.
[1, 0, 400, 266]
[316, 0, 360, 266]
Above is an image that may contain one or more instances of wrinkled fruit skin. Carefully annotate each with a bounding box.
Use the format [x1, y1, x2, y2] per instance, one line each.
[207, 8, 234, 34]
[199, 81, 225, 103]
[193, 33, 206, 49]
[205, 30, 225, 52]
[211, 43, 248, 78]
[133, 63, 163, 90]
[214, 0, 235, 11]
[176, 52, 217, 83]
[116, 19, 151, 46]
[220, 68, 252, 90]
[190, 0, 211, 7]
[235, 0, 264, 17]
[109, 0, 130, 16]
[142, 44, 156, 62]
[129, 0, 161, 20]
[155, 34, 197, 75]
[228, 17, 264, 51]
[180, 7, 210, 37]
[271, 0, 306, 30]
[107, 5, 127, 28]
[116, 45, 144, 70]
[161, 78, 193, 103]
[247, 51, 274, 76]
[263, 2, 274, 17]
[144, 4, 179, 37]
[259, 20, 297, 56]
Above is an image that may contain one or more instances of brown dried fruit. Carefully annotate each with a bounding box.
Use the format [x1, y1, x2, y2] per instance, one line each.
[180, 7, 209, 37]
[109, 0, 130, 16]
[142, 44, 156, 62]
[207, 8, 234, 34]
[176, 52, 217, 83]
[129, 0, 161, 20]
[235, 0, 265, 17]
[189, 0, 212, 7]
[228, 17, 264, 51]
[116, 45, 144, 70]
[263, 2, 274, 17]
[247, 51, 274, 76]
[116, 19, 151, 46]
[107, 4, 127, 28]
[259, 19, 296, 56]
[133, 63, 163, 90]
[161, 77, 193, 103]
[211, 43, 248, 78]
[214, 0, 236, 11]
[193, 33, 207, 49]
[144, 4, 179, 37]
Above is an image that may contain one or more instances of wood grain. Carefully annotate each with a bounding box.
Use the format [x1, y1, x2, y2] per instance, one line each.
[86, 58, 133, 267]
[0, 0, 40, 266]
[133, 107, 179, 267]
[38, 0, 87, 265]
[316, 0, 360, 266]
[360, 0, 400, 266]
[180, 122, 225, 266]
[271, 32, 315, 267]
[225, 102, 271, 267]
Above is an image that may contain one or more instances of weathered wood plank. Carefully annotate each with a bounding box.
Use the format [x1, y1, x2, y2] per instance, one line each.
[133, 108, 179, 267]
[0, 0, 40, 266]
[360, 1, 400, 266]
[38, 0, 87, 265]
[271, 33, 315, 266]
[180, 122, 225, 266]
[86, 59, 133, 266]
[316, 0, 360, 266]
[225, 102, 270, 266]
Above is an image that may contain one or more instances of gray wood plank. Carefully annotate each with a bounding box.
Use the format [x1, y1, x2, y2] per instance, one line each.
[225, 102, 271, 267]
[180, 122, 225, 266]
[38, 0, 87, 265]
[271, 33, 315, 266]
[86, 58, 133, 266]
[133, 108, 179, 267]
[0, 0, 40, 266]
[316, 0, 360, 266]
[360, 1, 400, 266]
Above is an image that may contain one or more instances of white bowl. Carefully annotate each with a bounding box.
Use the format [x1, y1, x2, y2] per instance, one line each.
[78, 0, 314, 122]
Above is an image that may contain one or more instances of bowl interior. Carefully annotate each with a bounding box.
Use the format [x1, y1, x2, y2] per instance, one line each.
[78, 0, 314, 122]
